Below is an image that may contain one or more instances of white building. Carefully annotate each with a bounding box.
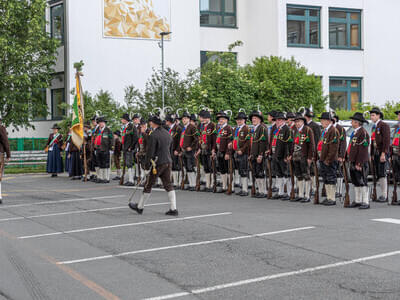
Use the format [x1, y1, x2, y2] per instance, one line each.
[10, 0, 400, 138]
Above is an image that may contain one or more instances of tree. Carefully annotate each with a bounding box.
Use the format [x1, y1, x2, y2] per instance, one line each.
[0, 0, 59, 128]
[245, 56, 326, 114]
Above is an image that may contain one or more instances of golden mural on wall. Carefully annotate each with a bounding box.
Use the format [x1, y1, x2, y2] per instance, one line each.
[104, 0, 171, 39]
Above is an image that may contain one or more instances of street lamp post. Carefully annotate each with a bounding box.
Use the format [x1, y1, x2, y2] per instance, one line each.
[159, 31, 172, 114]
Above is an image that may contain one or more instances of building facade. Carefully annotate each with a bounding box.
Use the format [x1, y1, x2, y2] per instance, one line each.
[9, 0, 400, 138]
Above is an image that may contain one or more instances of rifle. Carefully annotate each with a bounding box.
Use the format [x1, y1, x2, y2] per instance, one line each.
[179, 155, 185, 190]
[288, 160, 295, 200]
[119, 151, 126, 185]
[195, 154, 201, 191]
[313, 160, 320, 204]
[267, 157, 273, 199]
[227, 155, 233, 195]
[212, 155, 217, 193]
[249, 157, 256, 197]
[342, 161, 350, 207]
[370, 159, 377, 201]
[390, 158, 397, 205]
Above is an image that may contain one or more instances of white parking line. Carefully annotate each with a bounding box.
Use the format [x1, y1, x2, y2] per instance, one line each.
[18, 212, 232, 239]
[58, 226, 315, 265]
[0, 202, 169, 222]
[0, 195, 125, 209]
[372, 218, 400, 225]
[119, 186, 165, 192]
[142, 250, 400, 300]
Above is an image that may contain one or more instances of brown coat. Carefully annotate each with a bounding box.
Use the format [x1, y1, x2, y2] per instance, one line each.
[291, 125, 315, 161]
[371, 120, 390, 155]
[250, 124, 268, 157]
[169, 124, 182, 153]
[335, 124, 347, 159]
[347, 127, 370, 165]
[0, 125, 11, 158]
[231, 124, 250, 154]
[319, 125, 339, 165]
[46, 133, 63, 148]
[180, 123, 198, 152]
[214, 124, 232, 153]
[199, 122, 216, 152]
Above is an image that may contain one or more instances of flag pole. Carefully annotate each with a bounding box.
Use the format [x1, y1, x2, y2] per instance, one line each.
[78, 73, 88, 182]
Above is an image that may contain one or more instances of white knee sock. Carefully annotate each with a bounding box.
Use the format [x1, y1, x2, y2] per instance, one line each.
[298, 180, 304, 198]
[242, 177, 248, 193]
[278, 178, 284, 195]
[95, 167, 99, 178]
[205, 174, 211, 189]
[221, 174, 228, 190]
[168, 191, 177, 210]
[234, 170, 240, 185]
[379, 177, 387, 198]
[305, 180, 311, 199]
[128, 168, 133, 183]
[137, 193, 151, 209]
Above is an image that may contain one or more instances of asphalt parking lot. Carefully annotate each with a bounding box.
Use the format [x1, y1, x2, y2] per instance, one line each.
[0, 173, 400, 300]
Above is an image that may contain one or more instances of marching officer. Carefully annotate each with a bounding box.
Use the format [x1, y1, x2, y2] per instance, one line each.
[305, 108, 321, 194]
[370, 107, 391, 202]
[179, 112, 198, 191]
[112, 130, 122, 180]
[333, 115, 347, 198]
[270, 112, 292, 200]
[390, 110, 400, 205]
[121, 113, 138, 186]
[286, 112, 296, 199]
[196, 110, 216, 192]
[249, 110, 268, 198]
[165, 114, 182, 189]
[90, 115, 100, 182]
[137, 119, 150, 185]
[213, 112, 233, 194]
[45, 124, 64, 177]
[318, 112, 339, 206]
[347, 112, 370, 209]
[129, 115, 178, 216]
[267, 111, 278, 192]
[290, 113, 315, 203]
[94, 117, 113, 183]
[0, 115, 11, 204]
[230, 111, 250, 196]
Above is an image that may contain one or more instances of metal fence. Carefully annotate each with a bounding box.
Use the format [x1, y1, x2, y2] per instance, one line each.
[6, 138, 48, 170]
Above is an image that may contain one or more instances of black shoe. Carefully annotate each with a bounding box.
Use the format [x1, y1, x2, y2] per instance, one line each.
[300, 198, 310, 203]
[323, 200, 336, 206]
[235, 190, 243, 195]
[320, 199, 328, 205]
[290, 197, 301, 202]
[281, 194, 290, 201]
[90, 177, 97, 182]
[188, 187, 196, 191]
[335, 192, 342, 198]
[359, 203, 370, 209]
[234, 183, 240, 188]
[112, 176, 121, 181]
[348, 202, 361, 208]
[124, 182, 134, 186]
[128, 202, 143, 214]
[272, 187, 278, 192]
[165, 209, 179, 216]
[391, 201, 400, 206]
[216, 188, 226, 193]
[272, 194, 282, 200]
[103, 180, 110, 184]
[240, 191, 249, 197]
[256, 193, 266, 198]
[376, 196, 388, 203]
[96, 179, 103, 183]
[51, 174, 57, 177]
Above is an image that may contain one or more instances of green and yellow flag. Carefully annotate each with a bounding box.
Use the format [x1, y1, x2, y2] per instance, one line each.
[71, 74, 84, 148]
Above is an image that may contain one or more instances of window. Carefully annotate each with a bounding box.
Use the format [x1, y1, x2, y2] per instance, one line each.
[51, 89, 65, 120]
[200, 51, 237, 67]
[329, 8, 361, 49]
[287, 5, 321, 47]
[329, 77, 362, 110]
[51, 4, 64, 45]
[33, 89, 48, 121]
[200, 0, 236, 28]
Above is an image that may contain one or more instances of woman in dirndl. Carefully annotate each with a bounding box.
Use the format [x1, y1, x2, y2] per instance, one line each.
[46, 124, 64, 177]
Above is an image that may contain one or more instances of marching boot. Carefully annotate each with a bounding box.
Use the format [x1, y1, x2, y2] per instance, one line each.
[377, 177, 388, 202]
[165, 191, 178, 216]
[240, 177, 249, 196]
[359, 186, 370, 209]
[293, 180, 304, 202]
[125, 168, 134, 186]
[129, 192, 151, 214]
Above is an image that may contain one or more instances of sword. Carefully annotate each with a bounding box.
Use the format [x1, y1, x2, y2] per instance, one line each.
[128, 157, 157, 204]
